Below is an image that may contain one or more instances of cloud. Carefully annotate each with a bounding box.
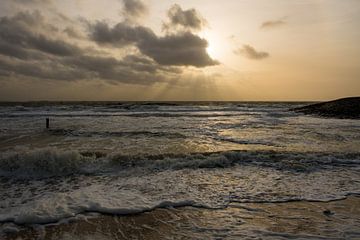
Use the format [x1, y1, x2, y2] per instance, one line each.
[62, 55, 178, 84]
[121, 0, 148, 21]
[0, 0, 54, 15]
[0, 41, 48, 60]
[89, 21, 154, 47]
[260, 18, 286, 29]
[0, 50, 179, 85]
[89, 21, 218, 67]
[0, 5, 218, 87]
[0, 56, 89, 81]
[12, 0, 53, 4]
[63, 27, 84, 39]
[0, 11, 83, 57]
[234, 45, 269, 60]
[0, 11, 184, 85]
[163, 4, 207, 32]
[138, 32, 219, 67]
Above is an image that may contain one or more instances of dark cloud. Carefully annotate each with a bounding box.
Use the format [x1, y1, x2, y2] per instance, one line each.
[28, 35, 82, 56]
[138, 32, 219, 67]
[89, 22, 218, 67]
[0, 11, 82, 57]
[121, 0, 148, 20]
[0, 56, 89, 81]
[0, 11, 184, 85]
[234, 45, 269, 60]
[0, 51, 180, 85]
[163, 4, 206, 31]
[0, 41, 47, 60]
[63, 55, 177, 84]
[0, 7, 216, 86]
[0, 41, 31, 60]
[260, 18, 286, 29]
[89, 21, 155, 47]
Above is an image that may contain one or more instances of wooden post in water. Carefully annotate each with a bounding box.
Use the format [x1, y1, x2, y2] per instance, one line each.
[46, 118, 50, 129]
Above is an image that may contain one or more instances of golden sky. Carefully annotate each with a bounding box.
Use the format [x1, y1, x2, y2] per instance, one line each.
[0, 0, 359, 101]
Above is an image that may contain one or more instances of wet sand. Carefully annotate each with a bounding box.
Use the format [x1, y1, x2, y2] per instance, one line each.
[3, 195, 360, 240]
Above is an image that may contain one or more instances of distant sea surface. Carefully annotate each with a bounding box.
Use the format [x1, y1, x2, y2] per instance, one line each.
[0, 102, 359, 238]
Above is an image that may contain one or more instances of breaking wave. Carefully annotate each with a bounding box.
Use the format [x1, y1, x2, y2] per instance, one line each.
[1, 147, 359, 179]
[0, 148, 100, 179]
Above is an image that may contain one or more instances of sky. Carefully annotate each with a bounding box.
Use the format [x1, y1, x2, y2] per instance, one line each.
[0, 0, 359, 101]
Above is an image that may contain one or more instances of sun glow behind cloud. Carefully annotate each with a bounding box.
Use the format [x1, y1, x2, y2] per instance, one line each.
[202, 30, 225, 62]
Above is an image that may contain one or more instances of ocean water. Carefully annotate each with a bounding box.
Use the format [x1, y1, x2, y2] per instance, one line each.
[0, 102, 359, 238]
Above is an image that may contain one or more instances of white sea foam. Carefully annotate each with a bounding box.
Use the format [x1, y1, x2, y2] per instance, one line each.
[0, 190, 198, 225]
[0, 173, 208, 225]
[0, 166, 359, 227]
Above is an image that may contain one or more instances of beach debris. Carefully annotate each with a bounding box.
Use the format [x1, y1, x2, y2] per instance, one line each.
[323, 209, 334, 216]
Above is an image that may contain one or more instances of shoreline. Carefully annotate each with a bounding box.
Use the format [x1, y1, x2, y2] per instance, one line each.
[3, 195, 360, 240]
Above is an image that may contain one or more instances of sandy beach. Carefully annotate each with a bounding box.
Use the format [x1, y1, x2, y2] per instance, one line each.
[3, 195, 359, 239]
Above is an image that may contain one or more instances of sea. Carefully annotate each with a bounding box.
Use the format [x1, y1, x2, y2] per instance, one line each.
[0, 102, 359, 239]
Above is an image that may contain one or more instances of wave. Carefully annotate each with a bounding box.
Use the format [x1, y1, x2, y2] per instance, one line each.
[215, 136, 276, 146]
[48, 129, 187, 139]
[0, 112, 252, 118]
[0, 102, 298, 119]
[2, 192, 358, 226]
[109, 150, 360, 172]
[0, 148, 101, 179]
[0, 147, 359, 229]
[0, 196, 206, 225]
[1, 148, 359, 179]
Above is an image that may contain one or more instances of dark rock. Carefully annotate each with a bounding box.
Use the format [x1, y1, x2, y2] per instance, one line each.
[323, 209, 334, 216]
[292, 97, 360, 119]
